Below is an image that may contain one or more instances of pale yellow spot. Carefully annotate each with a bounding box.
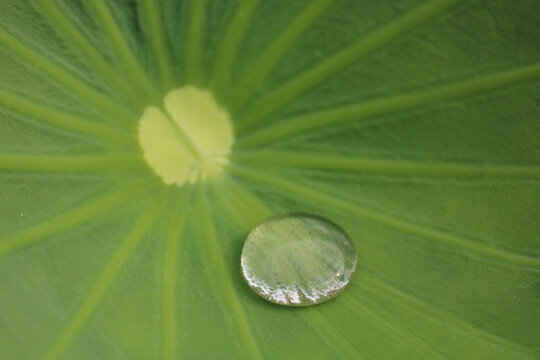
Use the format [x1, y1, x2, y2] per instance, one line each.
[138, 86, 234, 186]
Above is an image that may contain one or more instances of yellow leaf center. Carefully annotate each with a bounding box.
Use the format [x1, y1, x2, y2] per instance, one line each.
[138, 86, 234, 186]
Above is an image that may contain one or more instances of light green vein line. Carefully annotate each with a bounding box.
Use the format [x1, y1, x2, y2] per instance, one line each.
[210, 0, 259, 97]
[0, 89, 133, 147]
[209, 180, 252, 231]
[308, 310, 363, 360]
[223, 179, 273, 225]
[141, 0, 174, 90]
[341, 294, 445, 360]
[34, 0, 143, 112]
[210, 175, 273, 231]
[230, 0, 335, 111]
[231, 150, 540, 178]
[184, 0, 209, 85]
[237, 63, 540, 146]
[0, 179, 156, 258]
[0, 26, 134, 124]
[0, 154, 145, 173]
[86, 0, 158, 101]
[228, 165, 540, 269]
[197, 186, 262, 360]
[42, 190, 169, 360]
[162, 189, 189, 360]
[355, 273, 537, 357]
[236, 0, 464, 131]
[296, 312, 360, 360]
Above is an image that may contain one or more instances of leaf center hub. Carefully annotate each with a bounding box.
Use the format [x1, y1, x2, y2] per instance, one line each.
[138, 86, 234, 185]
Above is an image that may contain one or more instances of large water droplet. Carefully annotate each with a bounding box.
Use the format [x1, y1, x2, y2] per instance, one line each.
[241, 213, 357, 306]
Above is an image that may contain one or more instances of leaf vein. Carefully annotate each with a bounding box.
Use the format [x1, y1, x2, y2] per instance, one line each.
[197, 185, 262, 360]
[0, 180, 156, 258]
[356, 273, 538, 357]
[141, 0, 174, 90]
[237, 63, 540, 146]
[185, 0, 209, 86]
[229, 0, 335, 110]
[42, 190, 168, 360]
[162, 189, 189, 360]
[210, 0, 260, 98]
[0, 26, 134, 124]
[232, 151, 540, 178]
[229, 165, 540, 269]
[34, 0, 144, 112]
[236, 0, 464, 132]
[0, 89, 133, 147]
[0, 154, 145, 173]
[85, 0, 158, 101]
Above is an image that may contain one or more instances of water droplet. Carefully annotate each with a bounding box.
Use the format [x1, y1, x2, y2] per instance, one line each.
[241, 213, 357, 306]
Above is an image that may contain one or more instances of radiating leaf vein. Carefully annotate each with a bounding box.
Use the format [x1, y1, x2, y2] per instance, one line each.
[308, 310, 362, 360]
[162, 189, 189, 360]
[85, 0, 158, 101]
[232, 150, 540, 178]
[355, 273, 538, 357]
[0, 179, 156, 258]
[42, 190, 168, 360]
[229, 165, 540, 269]
[236, 0, 465, 131]
[185, 0, 209, 86]
[229, 0, 336, 110]
[237, 63, 540, 145]
[210, 175, 273, 231]
[0, 26, 134, 124]
[0, 89, 133, 147]
[0, 154, 145, 173]
[33, 0, 144, 112]
[342, 294, 445, 359]
[197, 186, 262, 360]
[141, 0, 174, 90]
[210, 0, 260, 98]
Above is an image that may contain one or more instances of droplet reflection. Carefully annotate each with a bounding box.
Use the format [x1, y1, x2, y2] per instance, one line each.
[241, 213, 357, 306]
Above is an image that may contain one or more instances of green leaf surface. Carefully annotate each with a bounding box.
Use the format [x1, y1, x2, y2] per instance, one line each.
[1, 0, 539, 359]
